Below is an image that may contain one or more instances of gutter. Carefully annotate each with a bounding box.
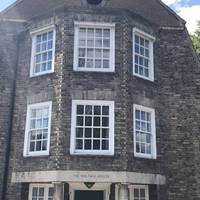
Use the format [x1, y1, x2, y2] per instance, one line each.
[1, 32, 20, 200]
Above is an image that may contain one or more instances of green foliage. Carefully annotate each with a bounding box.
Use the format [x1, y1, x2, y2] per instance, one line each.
[191, 21, 200, 58]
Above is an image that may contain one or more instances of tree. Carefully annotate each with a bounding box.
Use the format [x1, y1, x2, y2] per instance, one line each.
[191, 21, 200, 58]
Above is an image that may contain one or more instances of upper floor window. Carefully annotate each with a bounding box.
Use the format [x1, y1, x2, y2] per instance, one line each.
[133, 104, 156, 159]
[29, 184, 54, 200]
[133, 28, 155, 81]
[70, 100, 114, 155]
[129, 185, 149, 200]
[23, 101, 52, 157]
[30, 25, 56, 77]
[73, 22, 115, 72]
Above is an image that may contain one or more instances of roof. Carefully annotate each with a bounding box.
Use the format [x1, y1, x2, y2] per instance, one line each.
[0, 0, 185, 27]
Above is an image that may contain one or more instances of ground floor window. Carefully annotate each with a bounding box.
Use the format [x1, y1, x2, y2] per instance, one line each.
[129, 185, 149, 200]
[29, 184, 54, 200]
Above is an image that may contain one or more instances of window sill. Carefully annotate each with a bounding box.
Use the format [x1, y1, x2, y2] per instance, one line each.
[73, 68, 115, 73]
[23, 152, 49, 158]
[70, 151, 114, 156]
[134, 153, 157, 160]
[30, 71, 54, 78]
[133, 73, 154, 82]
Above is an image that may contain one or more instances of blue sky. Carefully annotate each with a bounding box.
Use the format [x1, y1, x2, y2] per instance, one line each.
[0, 0, 199, 33]
[0, 0, 16, 11]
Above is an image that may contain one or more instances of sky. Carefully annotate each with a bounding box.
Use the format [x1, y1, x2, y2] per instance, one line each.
[162, 0, 200, 33]
[0, 0, 199, 34]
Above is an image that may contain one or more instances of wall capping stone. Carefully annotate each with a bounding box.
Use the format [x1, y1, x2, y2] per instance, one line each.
[11, 170, 166, 185]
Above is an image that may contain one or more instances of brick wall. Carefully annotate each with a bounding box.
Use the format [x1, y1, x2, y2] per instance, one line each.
[4, 7, 200, 200]
[0, 21, 21, 199]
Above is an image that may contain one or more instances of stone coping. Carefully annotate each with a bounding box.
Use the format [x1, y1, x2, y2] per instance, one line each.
[12, 170, 166, 185]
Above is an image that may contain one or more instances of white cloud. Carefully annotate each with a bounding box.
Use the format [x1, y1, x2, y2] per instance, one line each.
[177, 5, 200, 34]
[161, 0, 177, 5]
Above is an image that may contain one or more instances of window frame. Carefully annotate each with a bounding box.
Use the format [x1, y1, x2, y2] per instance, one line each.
[23, 101, 52, 157]
[30, 25, 56, 77]
[29, 184, 54, 200]
[133, 104, 157, 159]
[129, 185, 149, 200]
[73, 21, 115, 72]
[133, 28, 155, 81]
[70, 100, 115, 156]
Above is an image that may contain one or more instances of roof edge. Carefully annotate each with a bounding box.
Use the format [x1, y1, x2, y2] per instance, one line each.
[156, 0, 186, 25]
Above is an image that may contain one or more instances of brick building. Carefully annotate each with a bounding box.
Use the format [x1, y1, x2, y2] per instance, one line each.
[0, 0, 200, 200]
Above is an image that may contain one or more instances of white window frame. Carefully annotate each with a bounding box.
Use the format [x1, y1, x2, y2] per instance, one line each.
[73, 21, 115, 72]
[69, 182, 111, 200]
[29, 184, 53, 200]
[70, 100, 115, 155]
[133, 104, 157, 159]
[30, 25, 56, 77]
[129, 185, 149, 200]
[23, 101, 52, 157]
[133, 28, 155, 81]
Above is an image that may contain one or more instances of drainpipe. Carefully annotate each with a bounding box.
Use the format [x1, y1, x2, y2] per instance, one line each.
[1, 31, 20, 200]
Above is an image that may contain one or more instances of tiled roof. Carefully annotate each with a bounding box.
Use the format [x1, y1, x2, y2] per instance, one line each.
[0, 0, 185, 27]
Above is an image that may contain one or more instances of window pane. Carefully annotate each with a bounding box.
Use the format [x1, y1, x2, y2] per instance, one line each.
[102, 128, 109, 138]
[103, 49, 109, 58]
[37, 35, 42, 43]
[95, 59, 101, 68]
[85, 140, 92, 150]
[48, 188, 54, 198]
[79, 28, 86, 37]
[95, 49, 102, 58]
[134, 189, 139, 197]
[94, 106, 101, 115]
[76, 128, 83, 138]
[30, 142, 35, 152]
[88, 28, 94, 38]
[77, 116, 84, 126]
[76, 139, 83, 149]
[85, 105, 92, 115]
[96, 29, 102, 37]
[94, 117, 100, 126]
[79, 58, 85, 68]
[85, 116, 92, 126]
[103, 29, 110, 37]
[86, 59, 93, 68]
[103, 60, 109, 68]
[102, 117, 109, 127]
[85, 128, 92, 138]
[102, 140, 109, 150]
[36, 141, 42, 151]
[77, 105, 84, 114]
[93, 128, 100, 138]
[103, 39, 110, 48]
[140, 189, 145, 198]
[32, 187, 38, 196]
[93, 140, 100, 150]
[39, 188, 44, 196]
[42, 141, 47, 151]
